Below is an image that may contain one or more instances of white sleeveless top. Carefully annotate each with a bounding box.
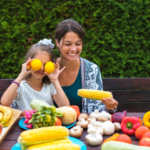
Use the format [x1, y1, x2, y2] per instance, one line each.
[14, 80, 57, 111]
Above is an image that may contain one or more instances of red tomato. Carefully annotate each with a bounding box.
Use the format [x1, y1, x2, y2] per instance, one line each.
[142, 131, 150, 138]
[117, 134, 132, 144]
[135, 126, 149, 139]
[55, 117, 62, 126]
[139, 138, 150, 147]
[70, 105, 80, 120]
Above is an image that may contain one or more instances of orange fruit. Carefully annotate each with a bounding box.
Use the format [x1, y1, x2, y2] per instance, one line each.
[31, 59, 42, 71]
[135, 126, 149, 139]
[45, 61, 55, 74]
[117, 134, 132, 144]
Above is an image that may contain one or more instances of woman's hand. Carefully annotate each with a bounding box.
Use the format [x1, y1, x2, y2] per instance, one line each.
[101, 97, 118, 111]
[46, 62, 65, 83]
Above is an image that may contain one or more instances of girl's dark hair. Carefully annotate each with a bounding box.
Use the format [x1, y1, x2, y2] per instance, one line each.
[25, 44, 55, 84]
[55, 19, 85, 43]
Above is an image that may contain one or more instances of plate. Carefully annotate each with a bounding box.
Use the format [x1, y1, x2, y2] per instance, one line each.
[11, 136, 87, 150]
[0, 108, 22, 144]
[19, 118, 76, 130]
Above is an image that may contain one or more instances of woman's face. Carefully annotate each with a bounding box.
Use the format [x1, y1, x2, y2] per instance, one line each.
[56, 31, 82, 62]
[31, 51, 51, 80]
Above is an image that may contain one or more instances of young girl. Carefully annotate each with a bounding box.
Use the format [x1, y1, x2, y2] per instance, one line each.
[1, 39, 70, 111]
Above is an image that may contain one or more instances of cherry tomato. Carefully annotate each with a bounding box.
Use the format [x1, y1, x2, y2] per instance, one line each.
[55, 117, 62, 126]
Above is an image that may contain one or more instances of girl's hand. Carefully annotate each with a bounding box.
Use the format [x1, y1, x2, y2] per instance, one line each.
[20, 57, 32, 78]
[46, 62, 65, 83]
[101, 96, 118, 111]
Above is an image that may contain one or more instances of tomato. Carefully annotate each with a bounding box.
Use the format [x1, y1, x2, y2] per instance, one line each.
[0, 123, 3, 134]
[117, 134, 132, 144]
[135, 126, 149, 139]
[55, 117, 62, 126]
[139, 138, 150, 146]
[142, 131, 150, 138]
[70, 105, 80, 120]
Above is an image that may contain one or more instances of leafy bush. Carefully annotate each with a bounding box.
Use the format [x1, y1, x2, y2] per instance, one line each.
[0, 0, 150, 78]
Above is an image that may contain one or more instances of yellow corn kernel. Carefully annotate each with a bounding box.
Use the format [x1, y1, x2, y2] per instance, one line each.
[78, 89, 112, 100]
[27, 143, 80, 150]
[27, 139, 72, 150]
[18, 126, 69, 147]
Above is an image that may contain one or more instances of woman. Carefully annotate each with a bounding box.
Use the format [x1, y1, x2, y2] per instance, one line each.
[54, 19, 118, 113]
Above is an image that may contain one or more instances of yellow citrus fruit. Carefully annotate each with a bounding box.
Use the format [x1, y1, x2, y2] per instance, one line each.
[45, 61, 55, 74]
[30, 59, 42, 71]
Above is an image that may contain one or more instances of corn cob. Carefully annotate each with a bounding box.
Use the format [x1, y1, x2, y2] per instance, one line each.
[78, 89, 112, 100]
[18, 126, 69, 147]
[27, 143, 80, 150]
[27, 139, 72, 150]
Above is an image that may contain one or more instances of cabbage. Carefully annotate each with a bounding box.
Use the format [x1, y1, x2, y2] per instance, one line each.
[30, 99, 51, 110]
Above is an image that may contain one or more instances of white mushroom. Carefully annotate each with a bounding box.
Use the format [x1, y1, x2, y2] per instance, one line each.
[101, 121, 115, 135]
[85, 128, 103, 146]
[69, 126, 83, 138]
[89, 109, 101, 120]
[88, 119, 96, 129]
[99, 111, 111, 120]
[76, 118, 89, 129]
[87, 117, 96, 123]
[113, 122, 121, 132]
[78, 113, 88, 120]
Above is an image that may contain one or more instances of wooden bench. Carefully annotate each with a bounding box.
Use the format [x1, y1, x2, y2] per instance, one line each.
[0, 78, 150, 112]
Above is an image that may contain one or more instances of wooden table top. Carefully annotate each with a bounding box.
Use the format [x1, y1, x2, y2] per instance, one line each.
[0, 112, 146, 150]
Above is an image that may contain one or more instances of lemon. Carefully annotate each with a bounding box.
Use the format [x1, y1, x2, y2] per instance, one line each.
[45, 61, 55, 74]
[31, 59, 42, 71]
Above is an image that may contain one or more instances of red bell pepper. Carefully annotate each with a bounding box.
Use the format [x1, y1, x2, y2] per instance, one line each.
[121, 116, 141, 135]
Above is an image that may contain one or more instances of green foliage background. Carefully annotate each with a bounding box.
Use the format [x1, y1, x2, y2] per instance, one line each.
[0, 0, 150, 78]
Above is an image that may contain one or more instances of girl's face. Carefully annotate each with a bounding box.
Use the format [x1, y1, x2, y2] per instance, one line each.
[31, 51, 50, 80]
[56, 31, 82, 62]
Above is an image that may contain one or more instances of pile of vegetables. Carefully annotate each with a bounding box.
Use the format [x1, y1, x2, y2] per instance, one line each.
[68, 109, 150, 148]
[24, 106, 63, 128]
[23, 99, 77, 129]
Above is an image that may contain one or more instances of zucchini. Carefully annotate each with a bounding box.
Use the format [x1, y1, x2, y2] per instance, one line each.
[101, 141, 150, 150]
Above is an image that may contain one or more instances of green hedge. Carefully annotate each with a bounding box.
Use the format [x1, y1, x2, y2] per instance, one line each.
[0, 0, 150, 78]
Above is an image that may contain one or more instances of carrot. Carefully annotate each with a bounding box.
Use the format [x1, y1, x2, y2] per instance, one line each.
[103, 133, 120, 143]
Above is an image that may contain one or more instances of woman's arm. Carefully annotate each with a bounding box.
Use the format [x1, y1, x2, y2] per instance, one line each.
[94, 65, 118, 113]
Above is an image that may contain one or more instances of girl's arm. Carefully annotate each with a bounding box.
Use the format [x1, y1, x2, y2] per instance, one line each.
[47, 62, 70, 107]
[1, 58, 31, 106]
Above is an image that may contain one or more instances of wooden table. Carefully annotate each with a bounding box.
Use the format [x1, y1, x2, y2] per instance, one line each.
[0, 112, 145, 150]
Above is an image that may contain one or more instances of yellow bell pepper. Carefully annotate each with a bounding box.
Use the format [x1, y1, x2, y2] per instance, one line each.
[143, 111, 150, 128]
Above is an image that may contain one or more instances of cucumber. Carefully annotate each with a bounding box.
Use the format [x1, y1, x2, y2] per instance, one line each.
[101, 141, 150, 150]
